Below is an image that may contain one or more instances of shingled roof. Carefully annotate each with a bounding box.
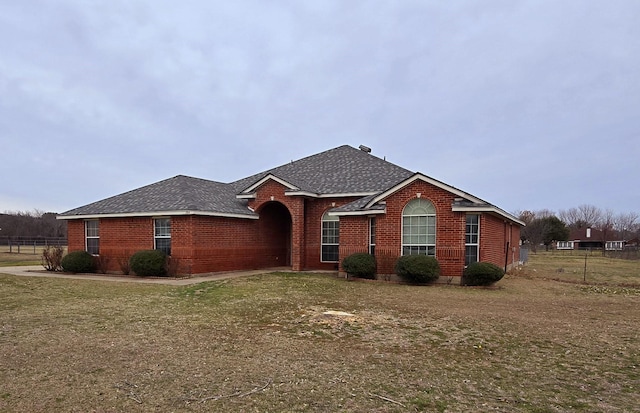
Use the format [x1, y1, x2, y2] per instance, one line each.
[58, 175, 257, 219]
[58, 145, 523, 224]
[232, 145, 413, 195]
[59, 145, 413, 219]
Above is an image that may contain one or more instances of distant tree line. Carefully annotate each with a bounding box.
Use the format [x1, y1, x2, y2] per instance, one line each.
[517, 204, 640, 252]
[0, 210, 67, 239]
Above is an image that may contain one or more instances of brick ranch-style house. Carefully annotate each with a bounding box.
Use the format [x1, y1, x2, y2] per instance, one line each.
[58, 145, 523, 282]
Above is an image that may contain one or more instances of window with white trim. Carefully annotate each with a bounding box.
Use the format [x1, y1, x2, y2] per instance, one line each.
[465, 214, 479, 266]
[321, 212, 339, 262]
[369, 217, 376, 256]
[402, 198, 436, 256]
[85, 220, 99, 255]
[557, 241, 574, 250]
[154, 218, 171, 255]
[606, 241, 623, 251]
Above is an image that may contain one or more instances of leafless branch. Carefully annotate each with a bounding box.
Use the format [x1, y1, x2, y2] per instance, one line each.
[114, 381, 143, 404]
[368, 392, 406, 408]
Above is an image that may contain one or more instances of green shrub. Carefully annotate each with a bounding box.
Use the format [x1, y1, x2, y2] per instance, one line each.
[394, 255, 440, 284]
[462, 262, 505, 286]
[129, 250, 167, 277]
[61, 250, 96, 273]
[342, 253, 376, 279]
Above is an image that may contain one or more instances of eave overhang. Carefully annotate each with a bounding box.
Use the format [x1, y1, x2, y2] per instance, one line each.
[239, 174, 299, 195]
[56, 210, 259, 221]
[451, 204, 525, 226]
[328, 208, 387, 217]
[366, 173, 484, 208]
[284, 191, 377, 198]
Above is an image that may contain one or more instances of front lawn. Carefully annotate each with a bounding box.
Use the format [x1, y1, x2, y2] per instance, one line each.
[1, 257, 638, 412]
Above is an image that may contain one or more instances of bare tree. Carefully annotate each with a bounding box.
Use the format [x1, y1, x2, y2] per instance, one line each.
[595, 209, 616, 254]
[615, 212, 639, 241]
[516, 210, 536, 226]
[536, 209, 555, 219]
[558, 207, 580, 227]
[577, 204, 603, 228]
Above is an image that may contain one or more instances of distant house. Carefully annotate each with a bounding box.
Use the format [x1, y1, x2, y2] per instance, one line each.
[57, 145, 523, 281]
[557, 227, 625, 251]
[624, 238, 639, 249]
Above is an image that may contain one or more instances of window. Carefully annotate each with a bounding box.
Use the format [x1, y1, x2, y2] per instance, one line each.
[85, 220, 99, 255]
[557, 241, 574, 250]
[369, 217, 376, 256]
[154, 218, 171, 255]
[321, 212, 339, 262]
[402, 198, 436, 256]
[465, 214, 479, 266]
[606, 241, 623, 251]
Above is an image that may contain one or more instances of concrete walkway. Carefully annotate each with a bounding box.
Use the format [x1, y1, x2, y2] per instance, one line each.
[0, 266, 297, 286]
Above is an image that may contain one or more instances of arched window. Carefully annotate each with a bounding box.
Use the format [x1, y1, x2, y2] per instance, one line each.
[402, 198, 436, 256]
[321, 211, 339, 262]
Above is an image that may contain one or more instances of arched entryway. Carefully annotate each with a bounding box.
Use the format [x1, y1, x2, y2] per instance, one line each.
[257, 201, 292, 268]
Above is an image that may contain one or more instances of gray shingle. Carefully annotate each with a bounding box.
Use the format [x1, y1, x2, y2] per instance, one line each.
[59, 175, 255, 217]
[58, 146, 452, 217]
[233, 145, 414, 195]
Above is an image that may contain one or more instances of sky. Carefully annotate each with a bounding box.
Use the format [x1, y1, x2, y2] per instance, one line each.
[1, 0, 638, 217]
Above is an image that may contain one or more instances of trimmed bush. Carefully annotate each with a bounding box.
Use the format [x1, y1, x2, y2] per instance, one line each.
[61, 251, 96, 273]
[342, 253, 376, 279]
[394, 255, 440, 284]
[462, 262, 505, 286]
[129, 250, 167, 277]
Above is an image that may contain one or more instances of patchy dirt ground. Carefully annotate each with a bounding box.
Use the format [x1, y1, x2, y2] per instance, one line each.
[1, 257, 639, 412]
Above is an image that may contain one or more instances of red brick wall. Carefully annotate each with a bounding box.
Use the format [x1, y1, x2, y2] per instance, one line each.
[67, 220, 85, 253]
[188, 215, 268, 273]
[248, 179, 305, 270]
[68, 217, 153, 259]
[303, 198, 360, 271]
[479, 214, 521, 271]
[64, 177, 521, 277]
[372, 180, 466, 277]
[338, 215, 370, 265]
[248, 178, 359, 271]
[335, 182, 522, 278]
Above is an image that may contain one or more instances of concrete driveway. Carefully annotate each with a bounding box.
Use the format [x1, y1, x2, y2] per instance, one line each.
[0, 265, 284, 285]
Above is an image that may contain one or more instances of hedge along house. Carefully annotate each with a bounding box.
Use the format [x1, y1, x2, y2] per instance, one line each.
[57, 145, 524, 281]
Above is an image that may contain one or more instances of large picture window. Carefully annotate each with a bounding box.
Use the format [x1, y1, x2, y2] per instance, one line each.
[465, 214, 479, 266]
[402, 199, 436, 256]
[321, 212, 339, 262]
[85, 220, 99, 255]
[154, 218, 171, 255]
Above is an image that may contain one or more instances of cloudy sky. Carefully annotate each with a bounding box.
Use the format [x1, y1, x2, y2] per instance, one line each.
[1, 0, 638, 216]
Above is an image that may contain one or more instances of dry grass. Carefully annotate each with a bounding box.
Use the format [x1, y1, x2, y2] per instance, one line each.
[522, 250, 640, 286]
[0, 255, 639, 412]
[0, 246, 67, 267]
[0, 251, 42, 267]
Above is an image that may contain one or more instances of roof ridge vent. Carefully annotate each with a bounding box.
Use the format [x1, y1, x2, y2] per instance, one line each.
[359, 145, 371, 153]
